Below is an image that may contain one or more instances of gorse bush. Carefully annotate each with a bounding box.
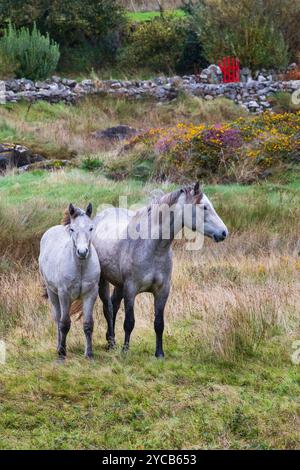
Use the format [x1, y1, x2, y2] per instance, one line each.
[0, 23, 60, 80]
[112, 111, 300, 183]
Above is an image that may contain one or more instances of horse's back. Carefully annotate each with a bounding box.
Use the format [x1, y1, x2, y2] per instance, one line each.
[94, 208, 135, 239]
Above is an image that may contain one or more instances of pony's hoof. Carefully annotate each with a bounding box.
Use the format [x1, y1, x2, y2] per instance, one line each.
[56, 356, 66, 364]
[122, 345, 129, 354]
[107, 341, 117, 351]
[155, 352, 165, 360]
[85, 354, 94, 361]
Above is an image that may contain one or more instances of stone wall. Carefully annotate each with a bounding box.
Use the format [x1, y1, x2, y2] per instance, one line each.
[1, 75, 300, 113]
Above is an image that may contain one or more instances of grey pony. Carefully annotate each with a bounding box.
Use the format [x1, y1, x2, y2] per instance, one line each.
[92, 183, 228, 358]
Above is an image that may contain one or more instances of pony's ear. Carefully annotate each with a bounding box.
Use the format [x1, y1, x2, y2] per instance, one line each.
[69, 203, 76, 218]
[86, 203, 93, 218]
[194, 182, 200, 195]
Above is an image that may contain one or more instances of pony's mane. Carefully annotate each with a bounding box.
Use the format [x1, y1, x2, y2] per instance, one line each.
[61, 207, 85, 226]
[130, 185, 203, 223]
[151, 185, 203, 206]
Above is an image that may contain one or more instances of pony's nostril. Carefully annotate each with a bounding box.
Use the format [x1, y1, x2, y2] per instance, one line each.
[222, 230, 227, 238]
[77, 248, 88, 258]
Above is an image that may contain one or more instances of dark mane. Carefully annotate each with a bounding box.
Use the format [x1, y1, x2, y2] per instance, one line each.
[61, 207, 85, 226]
[131, 185, 203, 225]
[151, 185, 203, 207]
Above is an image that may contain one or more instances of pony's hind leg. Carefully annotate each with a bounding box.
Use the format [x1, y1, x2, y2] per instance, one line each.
[99, 277, 115, 349]
[57, 294, 71, 359]
[82, 286, 98, 359]
[111, 287, 123, 331]
[122, 283, 136, 353]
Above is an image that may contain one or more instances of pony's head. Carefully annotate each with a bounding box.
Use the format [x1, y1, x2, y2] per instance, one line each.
[62, 203, 94, 259]
[180, 182, 228, 243]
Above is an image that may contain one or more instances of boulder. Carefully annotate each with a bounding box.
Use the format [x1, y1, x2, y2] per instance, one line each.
[91, 125, 140, 141]
[240, 67, 252, 83]
[0, 143, 45, 168]
[0, 156, 8, 171]
[18, 159, 72, 173]
[200, 65, 223, 84]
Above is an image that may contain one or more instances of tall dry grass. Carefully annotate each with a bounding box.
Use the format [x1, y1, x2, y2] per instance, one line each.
[0, 96, 246, 160]
[1, 233, 299, 361]
[1, 171, 300, 361]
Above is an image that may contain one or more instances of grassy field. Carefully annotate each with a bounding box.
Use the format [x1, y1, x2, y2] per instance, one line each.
[1, 95, 300, 449]
[0, 169, 300, 449]
[126, 9, 186, 22]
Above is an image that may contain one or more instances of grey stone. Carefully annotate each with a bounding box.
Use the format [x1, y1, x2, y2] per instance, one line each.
[91, 125, 140, 141]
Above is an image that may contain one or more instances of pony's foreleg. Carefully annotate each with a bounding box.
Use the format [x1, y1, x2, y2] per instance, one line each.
[154, 286, 170, 359]
[82, 286, 98, 359]
[99, 278, 115, 349]
[57, 294, 71, 359]
[111, 287, 123, 331]
[123, 284, 136, 353]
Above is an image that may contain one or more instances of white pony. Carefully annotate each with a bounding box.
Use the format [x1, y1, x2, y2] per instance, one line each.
[39, 203, 100, 360]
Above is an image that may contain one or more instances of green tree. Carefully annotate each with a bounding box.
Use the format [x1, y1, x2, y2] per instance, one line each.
[118, 15, 190, 74]
[192, 0, 291, 70]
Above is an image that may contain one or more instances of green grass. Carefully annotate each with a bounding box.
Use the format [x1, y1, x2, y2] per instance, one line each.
[126, 9, 186, 22]
[1, 326, 299, 449]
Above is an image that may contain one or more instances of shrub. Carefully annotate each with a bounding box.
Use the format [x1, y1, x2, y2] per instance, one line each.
[176, 28, 208, 74]
[80, 156, 104, 171]
[0, 51, 18, 79]
[192, 0, 290, 71]
[118, 15, 190, 74]
[112, 111, 300, 183]
[0, 0, 126, 71]
[0, 23, 60, 80]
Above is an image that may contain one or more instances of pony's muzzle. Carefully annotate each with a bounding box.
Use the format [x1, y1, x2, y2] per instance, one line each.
[77, 247, 89, 259]
[213, 230, 228, 243]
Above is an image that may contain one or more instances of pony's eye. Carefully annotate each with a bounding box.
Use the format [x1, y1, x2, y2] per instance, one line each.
[204, 206, 208, 211]
[89, 227, 93, 232]
[70, 228, 74, 233]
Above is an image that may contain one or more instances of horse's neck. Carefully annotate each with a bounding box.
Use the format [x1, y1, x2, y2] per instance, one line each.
[136, 201, 184, 253]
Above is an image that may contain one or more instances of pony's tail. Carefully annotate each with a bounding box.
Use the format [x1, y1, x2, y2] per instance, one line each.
[70, 299, 83, 321]
[41, 280, 48, 299]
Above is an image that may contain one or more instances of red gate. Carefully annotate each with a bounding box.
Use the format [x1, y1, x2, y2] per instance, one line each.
[218, 57, 240, 83]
